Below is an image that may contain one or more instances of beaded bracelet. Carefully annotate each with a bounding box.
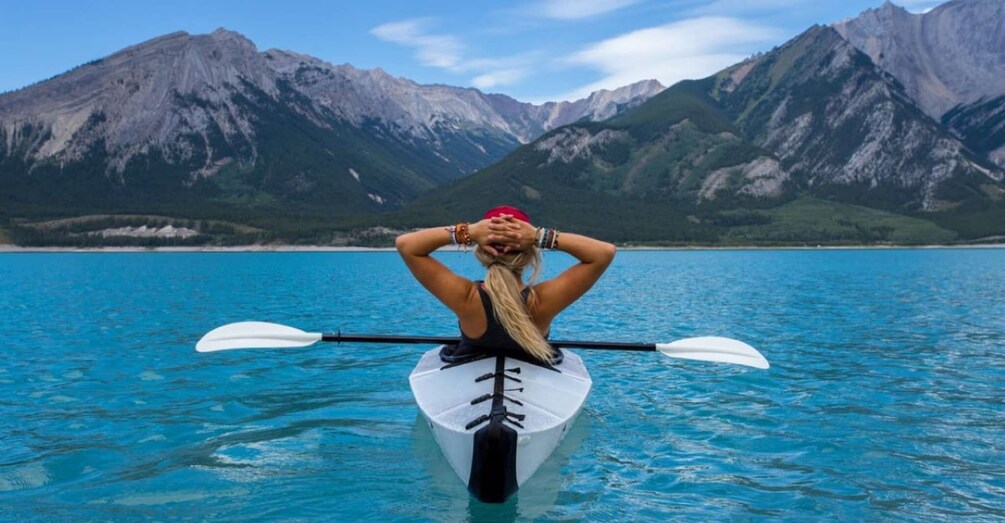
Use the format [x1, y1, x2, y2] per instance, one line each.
[444, 223, 472, 249]
[534, 227, 560, 250]
[455, 222, 471, 247]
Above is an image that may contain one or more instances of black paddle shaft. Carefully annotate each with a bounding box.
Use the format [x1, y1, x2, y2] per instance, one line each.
[321, 333, 657, 352]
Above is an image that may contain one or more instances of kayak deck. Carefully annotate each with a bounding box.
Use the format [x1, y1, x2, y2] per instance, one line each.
[410, 347, 591, 502]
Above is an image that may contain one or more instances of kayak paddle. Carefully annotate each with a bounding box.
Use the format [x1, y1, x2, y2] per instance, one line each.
[197, 321, 769, 369]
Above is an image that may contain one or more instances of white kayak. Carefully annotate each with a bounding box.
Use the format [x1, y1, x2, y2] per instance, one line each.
[409, 347, 592, 503]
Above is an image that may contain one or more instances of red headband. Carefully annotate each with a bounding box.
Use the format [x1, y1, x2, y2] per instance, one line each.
[483, 205, 531, 224]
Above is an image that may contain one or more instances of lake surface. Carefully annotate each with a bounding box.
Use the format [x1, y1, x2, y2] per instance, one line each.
[1, 249, 1003, 521]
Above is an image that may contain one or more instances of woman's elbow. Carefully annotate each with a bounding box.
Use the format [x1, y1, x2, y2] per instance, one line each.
[395, 233, 412, 254]
[599, 241, 617, 266]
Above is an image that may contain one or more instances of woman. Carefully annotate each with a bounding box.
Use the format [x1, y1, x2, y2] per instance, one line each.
[395, 205, 616, 362]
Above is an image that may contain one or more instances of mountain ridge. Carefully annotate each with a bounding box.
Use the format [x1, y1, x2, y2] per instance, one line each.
[714, 25, 1001, 211]
[4, 2, 1005, 247]
[402, 23, 1004, 243]
[833, 0, 1005, 169]
[0, 28, 663, 214]
[833, 0, 1005, 119]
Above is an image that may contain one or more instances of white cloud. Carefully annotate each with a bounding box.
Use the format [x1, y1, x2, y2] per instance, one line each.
[689, 0, 809, 16]
[370, 19, 463, 69]
[371, 19, 540, 89]
[533, 0, 641, 20]
[894, 0, 942, 13]
[371, 13, 781, 100]
[472, 69, 530, 89]
[558, 17, 780, 100]
[465, 53, 546, 89]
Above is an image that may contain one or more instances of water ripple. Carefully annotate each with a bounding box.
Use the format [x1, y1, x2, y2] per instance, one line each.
[0, 250, 1003, 520]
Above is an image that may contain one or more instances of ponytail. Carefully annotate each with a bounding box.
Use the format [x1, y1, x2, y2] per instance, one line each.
[475, 246, 553, 362]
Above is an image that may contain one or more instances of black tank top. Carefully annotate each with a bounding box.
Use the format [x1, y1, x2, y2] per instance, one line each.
[439, 282, 562, 364]
[459, 283, 531, 350]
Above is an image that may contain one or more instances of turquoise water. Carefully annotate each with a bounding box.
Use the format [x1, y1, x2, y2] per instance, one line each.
[1, 249, 1003, 521]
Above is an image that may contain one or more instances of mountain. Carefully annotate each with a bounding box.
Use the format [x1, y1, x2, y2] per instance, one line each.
[263, 48, 662, 150]
[943, 95, 1005, 168]
[484, 79, 665, 141]
[407, 24, 1005, 243]
[833, 0, 1005, 119]
[0, 29, 662, 216]
[5, 2, 1005, 247]
[712, 25, 1001, 212]
[833, 0, 1005, 168]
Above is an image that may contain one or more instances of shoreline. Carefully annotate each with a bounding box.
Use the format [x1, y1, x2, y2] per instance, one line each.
[0, 245, 396, 253]
[2, 243, 1004, 253]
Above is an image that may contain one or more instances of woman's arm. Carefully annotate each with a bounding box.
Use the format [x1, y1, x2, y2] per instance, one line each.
[395, 220, 501, 313]
[488, 217, 616, 321]
[533, 231, 616, 320]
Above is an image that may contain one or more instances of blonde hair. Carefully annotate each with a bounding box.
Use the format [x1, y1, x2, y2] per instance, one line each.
[474, 246, 553, 362]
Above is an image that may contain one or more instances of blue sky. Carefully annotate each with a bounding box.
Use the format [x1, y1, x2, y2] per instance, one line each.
[1, 0, 943, 103]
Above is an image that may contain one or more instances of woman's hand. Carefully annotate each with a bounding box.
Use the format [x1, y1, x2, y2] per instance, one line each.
[471, 214, 535, 254]
[468, 219, 498, 255]
[498, 215, 536, 253]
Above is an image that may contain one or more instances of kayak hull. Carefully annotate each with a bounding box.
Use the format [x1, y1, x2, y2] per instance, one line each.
[409, 347, 591, 503]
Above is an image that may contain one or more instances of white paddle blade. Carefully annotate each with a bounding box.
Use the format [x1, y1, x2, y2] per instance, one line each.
[196, 321, 323, 352]
[656, 337, 769, 369]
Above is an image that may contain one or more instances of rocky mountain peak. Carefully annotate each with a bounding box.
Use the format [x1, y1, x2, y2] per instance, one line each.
[716, 23, 1001, 211]
[880, 1, 906, 12]
[524, 79, 665, 137]
[583, 79, 663, 106]
[0, 28, 284, 173]
[210, 27, 252, 42]
[0, 28, 664, 213]
[834, 0, 1005, 118]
